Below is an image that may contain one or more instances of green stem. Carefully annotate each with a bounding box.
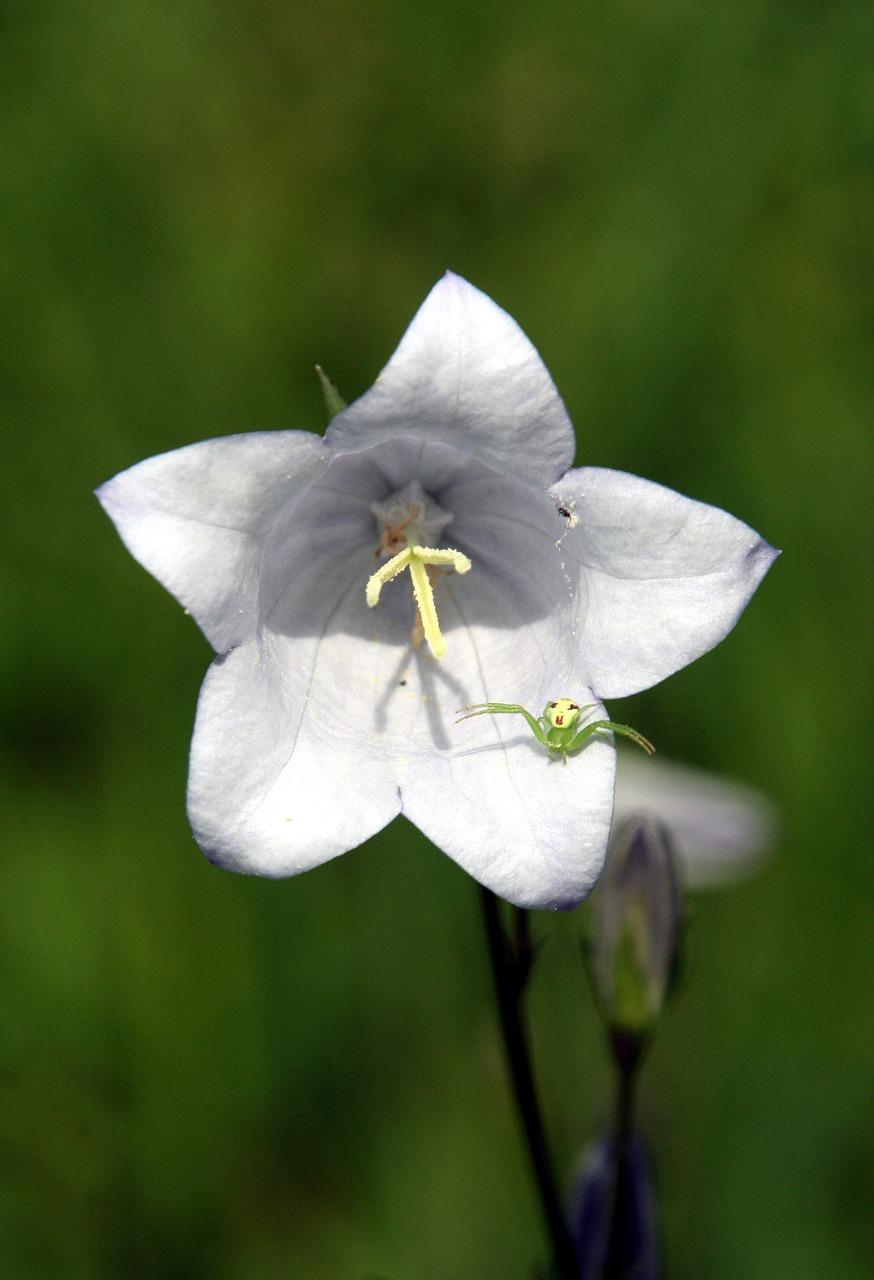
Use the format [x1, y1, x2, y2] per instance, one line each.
[602, 1040, 643, 1279]
[479, 887, 577, 1280]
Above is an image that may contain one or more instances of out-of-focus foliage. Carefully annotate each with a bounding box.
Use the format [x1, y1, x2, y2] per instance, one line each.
[0, 1, 871, 1276]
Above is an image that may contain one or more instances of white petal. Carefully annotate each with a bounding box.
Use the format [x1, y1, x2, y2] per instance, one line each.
[401, 697, 617, 912]
[97, 431, 330, 651]
[325, 273, 575, 486]
[551, 468, 779, 697]
[187, 631, 404, 875]
[613, 751, 779, 887]
[388, 556, 616, 911]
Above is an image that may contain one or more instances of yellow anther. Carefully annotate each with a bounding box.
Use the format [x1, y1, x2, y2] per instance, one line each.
[366, 544, 471, 659]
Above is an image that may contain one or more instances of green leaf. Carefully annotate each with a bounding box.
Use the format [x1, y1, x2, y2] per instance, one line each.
[315, 365, 348, 420]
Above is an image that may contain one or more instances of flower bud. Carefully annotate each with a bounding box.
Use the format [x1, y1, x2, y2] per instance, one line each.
[568, 1131, 661, 1279]
[591, 815, 683, 1041]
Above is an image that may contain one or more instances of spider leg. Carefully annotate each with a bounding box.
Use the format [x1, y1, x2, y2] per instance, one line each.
[567, 719, 655, 756]
[455, 702, 550, 747]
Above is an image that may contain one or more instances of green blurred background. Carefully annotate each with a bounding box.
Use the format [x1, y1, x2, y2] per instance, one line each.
[1, 0, 872, 1275]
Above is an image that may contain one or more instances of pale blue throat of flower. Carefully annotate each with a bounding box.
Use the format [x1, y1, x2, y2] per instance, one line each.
[254, 433, 580, 674]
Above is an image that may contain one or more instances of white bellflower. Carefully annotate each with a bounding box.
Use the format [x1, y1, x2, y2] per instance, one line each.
[97, 274, 777, 909]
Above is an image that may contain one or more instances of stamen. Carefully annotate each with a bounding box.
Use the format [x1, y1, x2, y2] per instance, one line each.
[366, 544, 471, 659]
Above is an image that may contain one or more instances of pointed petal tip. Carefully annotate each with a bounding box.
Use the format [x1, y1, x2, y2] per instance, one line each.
[429, 269, 482, 303]
[93, 472, 133, 525]
[93, 475, 114, 505]
[439, 268, 469, 285]
[746, 534, 781, 593]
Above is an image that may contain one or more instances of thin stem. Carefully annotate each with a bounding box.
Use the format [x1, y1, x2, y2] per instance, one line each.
[479, 887, 577, 1280]
[602, 1049, 641, 1280]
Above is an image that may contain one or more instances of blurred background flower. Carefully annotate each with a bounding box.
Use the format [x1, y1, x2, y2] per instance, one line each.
[568, 1131, 660, 1280]
[0, 1, 871, 1277]
[613, 750, 780, 888]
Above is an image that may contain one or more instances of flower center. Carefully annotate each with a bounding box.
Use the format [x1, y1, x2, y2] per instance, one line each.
[367, 481, 471, 659]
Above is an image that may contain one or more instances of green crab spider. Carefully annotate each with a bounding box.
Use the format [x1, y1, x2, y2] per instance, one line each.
[455, 697, 655, 762]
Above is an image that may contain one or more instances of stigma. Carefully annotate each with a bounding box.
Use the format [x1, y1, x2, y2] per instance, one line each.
[367, 483, 470, 659]
[366, 543, 471, 659]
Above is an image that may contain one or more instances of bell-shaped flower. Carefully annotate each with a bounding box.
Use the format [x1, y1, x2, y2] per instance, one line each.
[96, 273, 777, 910]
